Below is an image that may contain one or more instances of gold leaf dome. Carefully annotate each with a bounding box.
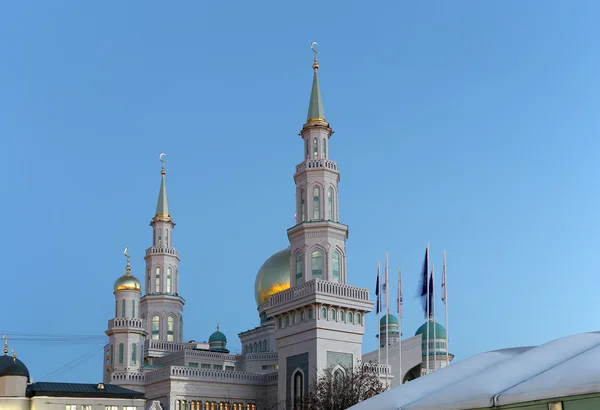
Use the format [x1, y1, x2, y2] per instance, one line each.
[254, 247, 291, 306]
[114, 272, 142, 292]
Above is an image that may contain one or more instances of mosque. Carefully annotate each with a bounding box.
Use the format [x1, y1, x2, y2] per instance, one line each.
[0, 49, 452, 410]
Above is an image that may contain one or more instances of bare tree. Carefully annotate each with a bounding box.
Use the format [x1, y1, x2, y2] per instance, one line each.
[300, 361, 386, 410]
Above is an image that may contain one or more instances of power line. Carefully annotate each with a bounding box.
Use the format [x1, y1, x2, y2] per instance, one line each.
[38, 345, 105, 382]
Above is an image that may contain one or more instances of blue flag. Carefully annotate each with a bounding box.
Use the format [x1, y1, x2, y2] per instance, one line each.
[419, 246, 429, 318]
[375, 267, 381, 314]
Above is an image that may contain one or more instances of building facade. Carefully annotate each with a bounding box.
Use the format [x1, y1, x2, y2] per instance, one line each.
[96, 50, 453, 410]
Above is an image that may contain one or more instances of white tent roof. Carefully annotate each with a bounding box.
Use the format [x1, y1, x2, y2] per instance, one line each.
[349, 331, 600, 410]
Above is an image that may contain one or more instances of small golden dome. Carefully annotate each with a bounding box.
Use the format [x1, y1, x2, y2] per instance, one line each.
[254, 248, 291, 306]
[113, 272, 142, 292]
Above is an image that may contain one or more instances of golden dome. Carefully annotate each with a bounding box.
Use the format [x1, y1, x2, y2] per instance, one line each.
[114, 272, 142, 292]
[254, 248, 291, 306]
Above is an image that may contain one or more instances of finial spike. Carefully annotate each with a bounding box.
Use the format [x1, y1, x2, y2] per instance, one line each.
[2, 335, 7, 355]
[310, 41, 319, 70]
[216, 323, 220, 331]
[159, 153, 167, 175]
[11, 348, 16, 362]
[124, 247, 131, 274]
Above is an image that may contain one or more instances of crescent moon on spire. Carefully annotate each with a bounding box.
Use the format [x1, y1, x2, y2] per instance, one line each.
[159, 153, 167, 163]
[124, 247, 130, 258]
[310, 41, 319, 55]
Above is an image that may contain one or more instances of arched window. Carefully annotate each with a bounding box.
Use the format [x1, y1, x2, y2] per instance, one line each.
[305, 139, 309, 158]
[147, 268, 151, 292]
[340, 310, 345, 322]
[357, 313, 362, 325]
[332, 251, 341, 283]
[110, 344, 113, 365]
[118, 343, 124, 364]
[293, 370, 304, 409]
[253, 342, 257, 352]
[167, 267, 172, 294]
[321, 307, 327, 318]
[165, 229, 169, 247]
[313, 187, 320, 220]
[158, 229, 162, 246]
[131, 343, 137, 364]
[167, 317, 174, 341]
[311, 250, 323, 279]
[322, 139, 327, 159]
[328, 187, 334, 220]
[263, 339, 267, 351]
[258, 341, 263, 352]
[334, 368, 344, 386]
[131, 300, 136, 318]
[152, 316, 160, 340]
[295, 254, 303, 285]
[308, 308, 313, 319]
[179, 316, 184, 342]
[300, 310, 305, 321]
[348, 312, 353, 323]
[300, 189, 306, 222]
[313, 137, 318, 159]
[330, 309, 336, 321]
[155, 267, 161, 293]
[153, 228, 156, 246]
[121, 299, 126, 318]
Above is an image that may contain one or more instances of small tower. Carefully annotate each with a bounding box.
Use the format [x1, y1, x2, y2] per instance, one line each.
[140, 154, 185, 346]
[415, 317, 453, 374]
[208, 325, 229, 353]
[379, 314, 400, 348]
[104, 249, 147, 391]
[0, 337, 30, 399]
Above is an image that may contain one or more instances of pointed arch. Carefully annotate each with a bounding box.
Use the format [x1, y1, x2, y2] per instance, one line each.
[131, 343, 137, 365]
[300, 188, 306, 222]
[291, 368, 305, 409]
[151, 314, 160, 340]
[313, 137, 318, 159]
[308, 244, 326, 280]
[121, 299, 126, 318]
[155, 266, 161, 293]
[294, 250, 304, 285]
[166, 266, 173, 294]
[322, 138, 327, 159]
[312, 185, 321, 220]
[167, 315, 175, 342]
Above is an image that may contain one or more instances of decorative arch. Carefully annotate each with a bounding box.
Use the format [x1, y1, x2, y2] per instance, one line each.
[151, 313, 161, 340]
[154, 266, 162, 293]
[312, 137, 318, 159]
[263, 339, 267, 352]
[166, 266, 173, 294]
[294, 250, 304, 285]
[308, 244, 326, 280]
[332, 364, 346, 385]
[166, 315, 176, 342]
[298, 186, 306, 223]
[312, 185, 321, 220]
[291, 367, 305, 409]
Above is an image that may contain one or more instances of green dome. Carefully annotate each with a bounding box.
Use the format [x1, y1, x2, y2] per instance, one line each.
[209, 330, 227, 343]
[415, 320, 447, 340]
[254, 248, 291, 306]
[380, 314, 399, 326]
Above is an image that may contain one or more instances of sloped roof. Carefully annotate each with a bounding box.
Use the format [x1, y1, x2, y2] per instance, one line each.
[349, 331, 600, 410]
[27, 382, 144, 399]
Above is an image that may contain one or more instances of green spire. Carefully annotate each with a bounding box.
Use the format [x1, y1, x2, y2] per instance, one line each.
[155, 164, 170, 218]
[306, 54, 325, 123]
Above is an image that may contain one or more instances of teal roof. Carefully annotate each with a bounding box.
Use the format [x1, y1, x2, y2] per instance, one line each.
[415, 320, 447, 340]
[27, 382, 144, 399]
[209, 328, 227, 343]
[306, 68, 325, 122]
[380, 314, 399, 326]
[155, 169, 170, 217]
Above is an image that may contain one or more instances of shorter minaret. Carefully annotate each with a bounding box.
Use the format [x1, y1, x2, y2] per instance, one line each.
[104, 248, 147, 391]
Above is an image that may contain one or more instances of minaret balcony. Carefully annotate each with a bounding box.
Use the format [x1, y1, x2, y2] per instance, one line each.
[295, 159, 338, 174]
[145, 246, 179, 257]
[108, 317, 146, 330]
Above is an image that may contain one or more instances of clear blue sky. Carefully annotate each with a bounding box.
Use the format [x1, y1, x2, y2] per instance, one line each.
[2, 1, 600, 383]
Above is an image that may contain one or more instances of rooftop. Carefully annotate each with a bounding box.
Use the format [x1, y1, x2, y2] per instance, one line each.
[27, 382, 145, 399]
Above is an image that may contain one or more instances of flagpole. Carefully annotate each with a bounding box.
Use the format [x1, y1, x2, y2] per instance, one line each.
[377, 260, 381, 375]
[432, 263, 437, 371]
[426, 243, 430, 374]
[397, 266, 402, 385]
[385, 252, 389, 388]
[443, 250, 449, 367]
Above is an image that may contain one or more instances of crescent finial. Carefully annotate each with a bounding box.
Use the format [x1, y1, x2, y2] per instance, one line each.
[124, 247, 130, 258]
[124, 247, 131, 272]
[159, 153, 167, 163]
[310, 41, 319, 55]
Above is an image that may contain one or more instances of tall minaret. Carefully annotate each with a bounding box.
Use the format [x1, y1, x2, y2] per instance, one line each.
[140, 154, 185, 344]
[104, 248, 147, 391]
[268, 44, 373, 407]
[287, 43, 348, 286]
